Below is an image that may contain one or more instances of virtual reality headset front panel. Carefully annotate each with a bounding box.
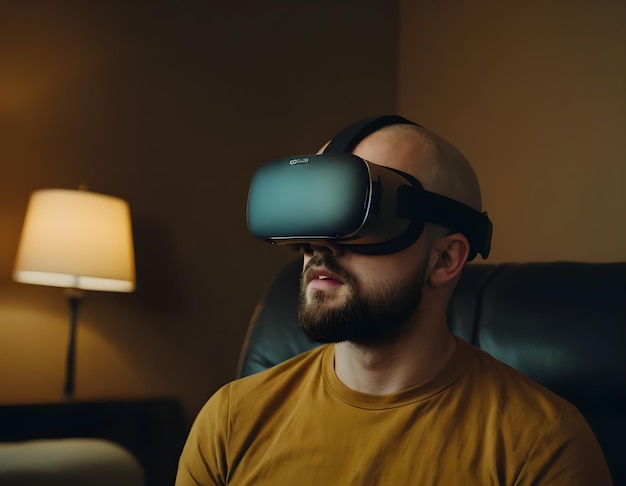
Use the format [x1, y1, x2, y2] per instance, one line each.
[247, 153, 416, 247]
[247, 153, 492, 258]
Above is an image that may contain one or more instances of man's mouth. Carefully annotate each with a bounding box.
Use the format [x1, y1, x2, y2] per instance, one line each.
[307, 268, 344, 289]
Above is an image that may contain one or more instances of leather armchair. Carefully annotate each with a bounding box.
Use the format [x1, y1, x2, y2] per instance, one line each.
[238, 260, 626, 484]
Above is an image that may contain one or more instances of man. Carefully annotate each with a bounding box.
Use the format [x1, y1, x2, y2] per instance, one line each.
[177, 117, 612, 485]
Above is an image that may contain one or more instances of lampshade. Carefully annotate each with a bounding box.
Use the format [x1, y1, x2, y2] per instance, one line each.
[13, 188, 136, 292]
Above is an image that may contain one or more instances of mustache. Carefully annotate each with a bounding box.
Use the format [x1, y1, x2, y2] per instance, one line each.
[302, 254, 355, 285]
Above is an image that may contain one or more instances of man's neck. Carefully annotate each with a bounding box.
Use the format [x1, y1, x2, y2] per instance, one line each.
[333, 321, 457, 396]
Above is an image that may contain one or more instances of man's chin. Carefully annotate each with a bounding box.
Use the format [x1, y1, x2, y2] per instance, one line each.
[304, 286, 349, 306]
[298, 300, 349, 343]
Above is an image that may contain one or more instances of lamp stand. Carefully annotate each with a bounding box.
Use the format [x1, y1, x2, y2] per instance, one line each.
[63, 289, 84, 399]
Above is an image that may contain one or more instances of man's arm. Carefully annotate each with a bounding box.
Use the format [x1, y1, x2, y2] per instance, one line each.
[515, 410, 612, 485]
[176, 385, 231, 486]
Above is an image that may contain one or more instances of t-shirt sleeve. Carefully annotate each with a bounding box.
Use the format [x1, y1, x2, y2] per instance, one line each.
[175, 384, 231, 486]
[515, 410, 613, 485]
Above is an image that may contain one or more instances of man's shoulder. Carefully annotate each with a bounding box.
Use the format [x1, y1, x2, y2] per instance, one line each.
[230, 345, 328, 395]
[195, 345, 328, 428]
[454, 339, 612, 485]
[459, 338, 579, 418]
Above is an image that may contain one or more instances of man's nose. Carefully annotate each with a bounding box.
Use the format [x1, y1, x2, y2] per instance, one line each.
[304, 242, 345, 257]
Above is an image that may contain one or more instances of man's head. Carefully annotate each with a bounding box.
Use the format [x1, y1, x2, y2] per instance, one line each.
[298, 121, 484, 345]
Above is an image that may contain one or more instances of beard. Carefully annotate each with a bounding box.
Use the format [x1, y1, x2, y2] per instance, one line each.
[297, 253, 429, 345]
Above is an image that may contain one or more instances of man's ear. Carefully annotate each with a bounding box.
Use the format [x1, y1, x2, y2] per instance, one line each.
[428, 233, 470, 287]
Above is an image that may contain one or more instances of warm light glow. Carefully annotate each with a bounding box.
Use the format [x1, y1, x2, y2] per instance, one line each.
[13, 189, 136, 292]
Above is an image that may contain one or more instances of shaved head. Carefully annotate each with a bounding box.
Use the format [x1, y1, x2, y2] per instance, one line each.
[352, 123, 483, 212]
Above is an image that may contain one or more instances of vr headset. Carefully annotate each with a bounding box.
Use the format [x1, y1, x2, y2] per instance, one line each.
[247, 115, 492, 259]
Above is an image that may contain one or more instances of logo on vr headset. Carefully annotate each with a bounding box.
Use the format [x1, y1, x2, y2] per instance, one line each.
[289, 157, 309, 166]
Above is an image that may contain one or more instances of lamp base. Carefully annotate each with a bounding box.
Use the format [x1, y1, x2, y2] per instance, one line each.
[63, 289, 84, 399]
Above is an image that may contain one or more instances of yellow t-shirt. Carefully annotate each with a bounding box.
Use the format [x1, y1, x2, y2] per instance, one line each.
[177, 338, 612, 485]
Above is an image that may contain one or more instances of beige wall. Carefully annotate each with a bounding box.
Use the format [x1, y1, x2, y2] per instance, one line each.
[0, 1, 397, 418]
[399, 1, 626, 263]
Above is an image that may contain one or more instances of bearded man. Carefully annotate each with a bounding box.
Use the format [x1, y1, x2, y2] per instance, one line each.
[176, 117, 612, 485]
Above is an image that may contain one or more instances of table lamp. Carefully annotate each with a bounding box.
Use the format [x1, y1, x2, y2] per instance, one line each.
[13, 187, 136, 398]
